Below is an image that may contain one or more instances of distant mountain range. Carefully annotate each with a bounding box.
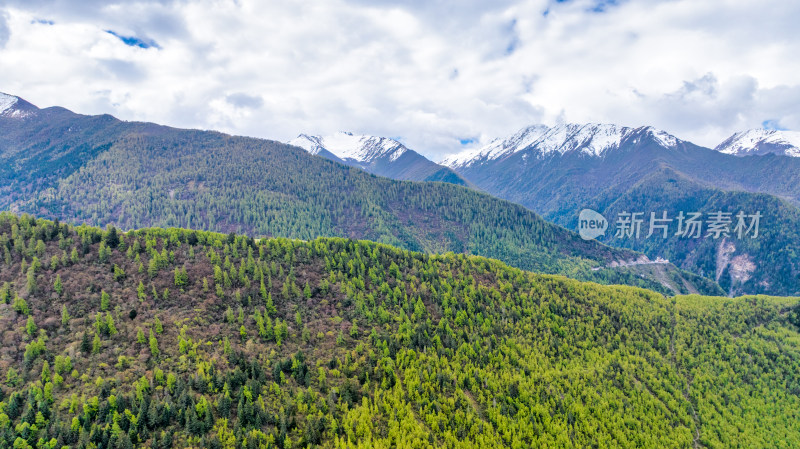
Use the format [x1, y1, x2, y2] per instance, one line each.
[288, 132, 469, 185]
[4, 89, 797, 295]
[0, 92, 716, 295]
[289, 121, 800, 295]
[438, 123, 800, 295]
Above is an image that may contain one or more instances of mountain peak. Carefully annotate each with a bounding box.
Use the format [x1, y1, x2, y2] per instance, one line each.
[715, 128, 800, 157]
[0, 92, 20, 114]
[441, 123, 680, 169]
[0, 92, 38, 118]
[289, 132, 407, 163]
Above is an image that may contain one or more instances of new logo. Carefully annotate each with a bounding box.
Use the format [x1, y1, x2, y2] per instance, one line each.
[578, 209, 607, 240]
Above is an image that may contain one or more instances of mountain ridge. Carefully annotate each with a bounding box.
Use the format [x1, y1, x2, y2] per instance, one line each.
[0, 93, 717, 295]
[288, 132, 470, 186]
[438, 123, 800, 295]
[714, 128, 800, 157]
[441, 123, 681, 168]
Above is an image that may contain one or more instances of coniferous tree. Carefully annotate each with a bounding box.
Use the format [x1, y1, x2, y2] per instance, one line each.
[54, 274, 63, 295]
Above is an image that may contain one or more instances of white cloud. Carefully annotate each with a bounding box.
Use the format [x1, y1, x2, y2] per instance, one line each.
[0, 11, 9, 49]
[0, 0, 798, 158]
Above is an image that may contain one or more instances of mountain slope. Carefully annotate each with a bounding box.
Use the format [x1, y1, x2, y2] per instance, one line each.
[0, 214, 797, 447]
[442, 123, 800, 295]
[0, 95, 715, 295]
[715, 129, 800, 157]
[599, 167, 800, 295]
[289, 132, 469, 186]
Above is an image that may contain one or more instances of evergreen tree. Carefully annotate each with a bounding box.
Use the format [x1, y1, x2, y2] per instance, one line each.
[53, 274, 63, 295]
[149, 330, 159, 357]
[61, 304, 70, 327]
[25, 315, 37, 336]
[100, 290, 110, 311]
[105, 226, 120, 249]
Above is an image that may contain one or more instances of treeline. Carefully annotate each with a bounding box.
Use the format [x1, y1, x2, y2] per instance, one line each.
[0, 212, 798, 448]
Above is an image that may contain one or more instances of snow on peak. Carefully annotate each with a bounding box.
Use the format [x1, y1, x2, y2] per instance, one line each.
[646, 126, 678, 147]
[715, 129, 800, 157]
[441, 123, 679, 168]
[0, 92, 36, 118]
[289, 132, 408, 163]
[0, 92, 19, 115]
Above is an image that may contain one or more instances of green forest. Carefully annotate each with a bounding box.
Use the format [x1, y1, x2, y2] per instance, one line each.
[0, 111, 716, 295]
[0, 212, 798, 448]
[599, 168, 800, 296]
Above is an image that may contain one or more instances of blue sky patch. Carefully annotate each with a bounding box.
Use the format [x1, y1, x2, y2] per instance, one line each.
[590, 0, 620, 13]
[762, 119, 787, 131]
[105, 30, 160, 49]
[504, 19, 520, 55]
[460, 138, 476, 145]
[32, 19, 55, 25]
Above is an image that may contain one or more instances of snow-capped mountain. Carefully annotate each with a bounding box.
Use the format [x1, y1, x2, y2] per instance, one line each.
[290, 132, 408, 165]
[289, 132, 469, 186]
[0, 92, 37, 118]
[437, 120, 800, 231]
[435, 121, 800, 296]
[714, 129, 800, 157]
[441, 123, 679, 169]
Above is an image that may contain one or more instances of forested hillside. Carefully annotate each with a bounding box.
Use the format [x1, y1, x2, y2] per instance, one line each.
[0, 95, 718, 295]
[0, 213, 798, 448]
[600, 168, 800, 296]
[444, 125, 800, 295]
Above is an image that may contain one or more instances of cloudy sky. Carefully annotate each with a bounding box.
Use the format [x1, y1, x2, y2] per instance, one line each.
[1, 0, 798, 159]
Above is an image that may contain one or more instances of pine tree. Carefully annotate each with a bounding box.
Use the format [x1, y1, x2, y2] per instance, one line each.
[105, 226, 120, 249]
[92, 333, 102, 354]
[148, 257, 159, 278]
[149, 330, 160, 357]
[0, 282, 9, 304]
[265, 293, 277, 316]
[225, 306, 234, 323]
[61, 304, 71, 327]
[106, 313, 118, 336]
[113, 264, 125, 281]
[26, 315, 37, 336]
[174, 267, 188, 287]
[81, 332, 91, 354]
[98, 241, 110, 263]
[26, 266, 37, 293]
[54, 274, 63, 295]
[137, 281, 146, 301]
[41, 360, 51, 383]
[260, 278, 268, 301]
[100, 290, 111, 311]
